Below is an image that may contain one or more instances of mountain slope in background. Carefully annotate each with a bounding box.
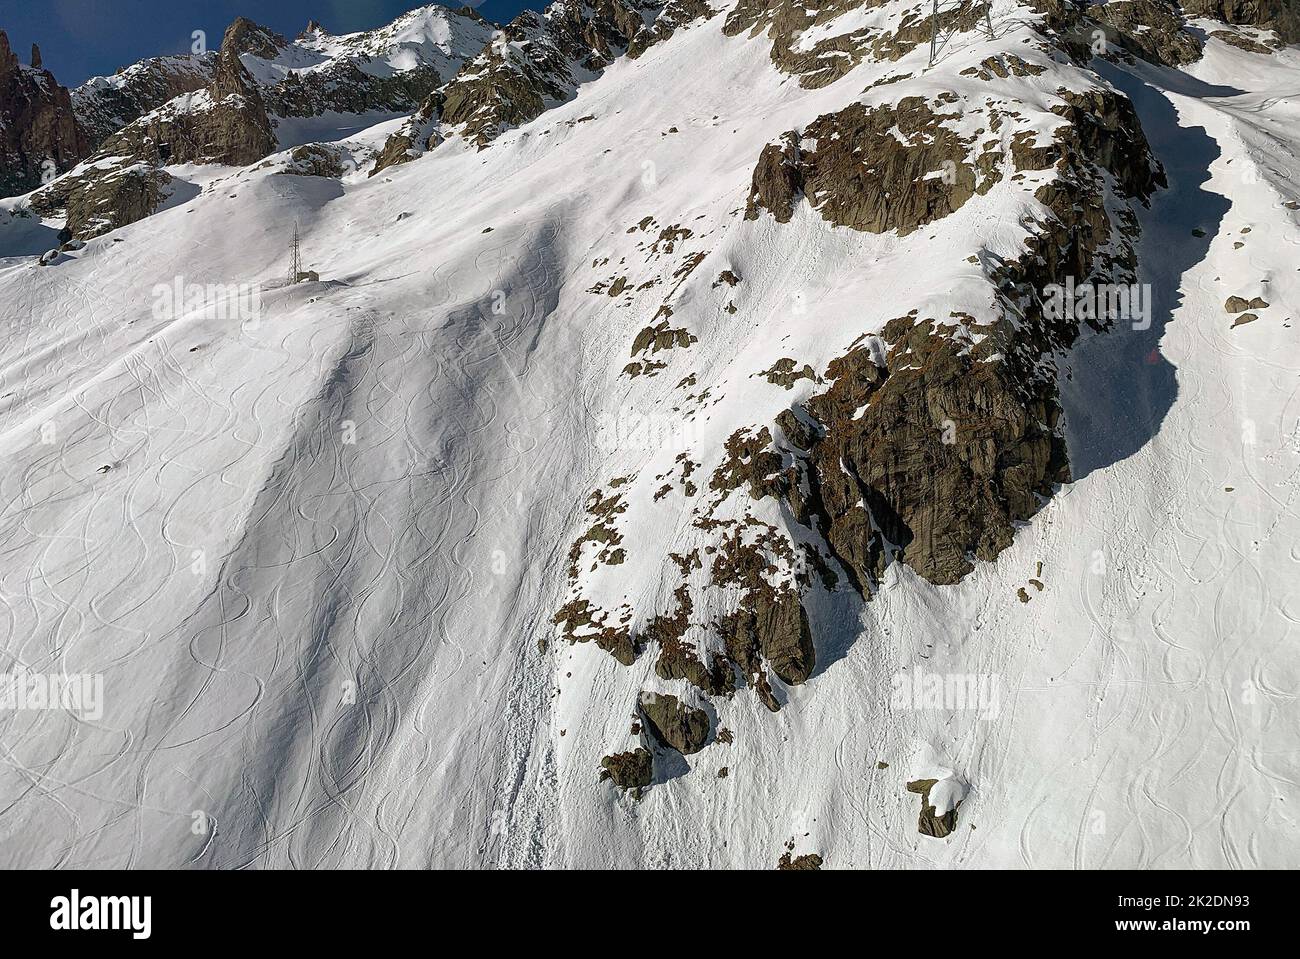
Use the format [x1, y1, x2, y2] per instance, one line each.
[0, 0, 1297, 868]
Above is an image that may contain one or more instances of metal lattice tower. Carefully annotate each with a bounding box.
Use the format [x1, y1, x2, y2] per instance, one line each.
[929, 0, 996, 67]
[288, 221, 302, 284]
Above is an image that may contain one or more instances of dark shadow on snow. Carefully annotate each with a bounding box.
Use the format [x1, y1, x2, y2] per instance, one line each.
[1060, 59, 1236, 481]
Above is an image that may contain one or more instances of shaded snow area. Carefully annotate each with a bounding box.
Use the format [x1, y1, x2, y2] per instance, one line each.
[0, 1, 1297, 868]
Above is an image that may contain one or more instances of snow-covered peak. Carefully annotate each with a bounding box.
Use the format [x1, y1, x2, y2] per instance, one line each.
[235, 5, 497, 86]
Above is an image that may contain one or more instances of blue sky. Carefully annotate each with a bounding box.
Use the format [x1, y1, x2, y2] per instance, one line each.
[0, 0, 545, 86]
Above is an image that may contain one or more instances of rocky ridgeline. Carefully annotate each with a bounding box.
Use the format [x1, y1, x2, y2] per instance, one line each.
[564, 0, 1180, 795]
[27, 20, 276, 240]
[724, 0, 997, 88]
[0, 32, 88, 197]
[1184, 0, 1300, 42]
[16, 8, 496, 238]
[372, 0, 713, 172]
[71, 53, 217, 147]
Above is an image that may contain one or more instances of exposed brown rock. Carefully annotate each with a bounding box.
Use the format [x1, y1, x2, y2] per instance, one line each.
[907, 779, 961, 838]
[745, 98, 989, 236]
[599, 747, 653, 793]
[1210, 28, 1275, 52]
[760, 358, 816, 390]
[0, 30, 91, 197]
[639, 691, 710, 754]
[1182, 0, 1300, 43]
[777, 851, 824, 870]
[758, 87, 1161, 589]
[1091, 0, 1204, 66]
[281, 143, 346, 178]
[553, 598, 638, 664]
[745, 133, 802, 222]
[628, 0, 714, 58]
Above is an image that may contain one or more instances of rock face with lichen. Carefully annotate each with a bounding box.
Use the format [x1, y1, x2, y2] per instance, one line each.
[639, 692, 710, 754]
[549, 0, 1168, 789]
[600, 748, 654, 791]
[1182, 0, 1300, 42]
[1092, 0, 1205, 65]
[0, 31, 91, 198]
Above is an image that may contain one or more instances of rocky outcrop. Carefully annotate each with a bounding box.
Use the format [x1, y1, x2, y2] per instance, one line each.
[72, 53, 217, 147]
[1181, 0, 1300, 43]
[907, 779, 961, 838]
[96, 21, 275, 168]
[744, 133, 802, 223]
[264, 62, 444, 120]
[777, 851, 824, 869]
[628, 0, 716, 58]
[373, 0, 682, 172]
[774, 89, 1159, 588]
[639, 692, 710, 754]
[0, 30, 90, 197]
[796, 320, 1070, 587]
[724, 0, 880, 88]
[1092, 0, 1204, 65]
[599, 748, 654, 793]
[745, 97, 997, 235]
[725, 0, 997, 87]
[28, 158, 173, 239]
[442, 0, 643, 147]
[279, 143, 346, 178]
[368, 92, 445, 176]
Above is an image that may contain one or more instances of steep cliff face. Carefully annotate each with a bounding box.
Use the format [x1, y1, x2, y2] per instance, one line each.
[18, 7, 494, 238]
[1182, 0, 1300, 42]
[72, 54, 217, 147]
[0, 31, 89, 198]
[96, 23, 277, 169]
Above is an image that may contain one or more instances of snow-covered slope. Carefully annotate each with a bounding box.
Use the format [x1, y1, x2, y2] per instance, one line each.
[0, 0, 1296, 869]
